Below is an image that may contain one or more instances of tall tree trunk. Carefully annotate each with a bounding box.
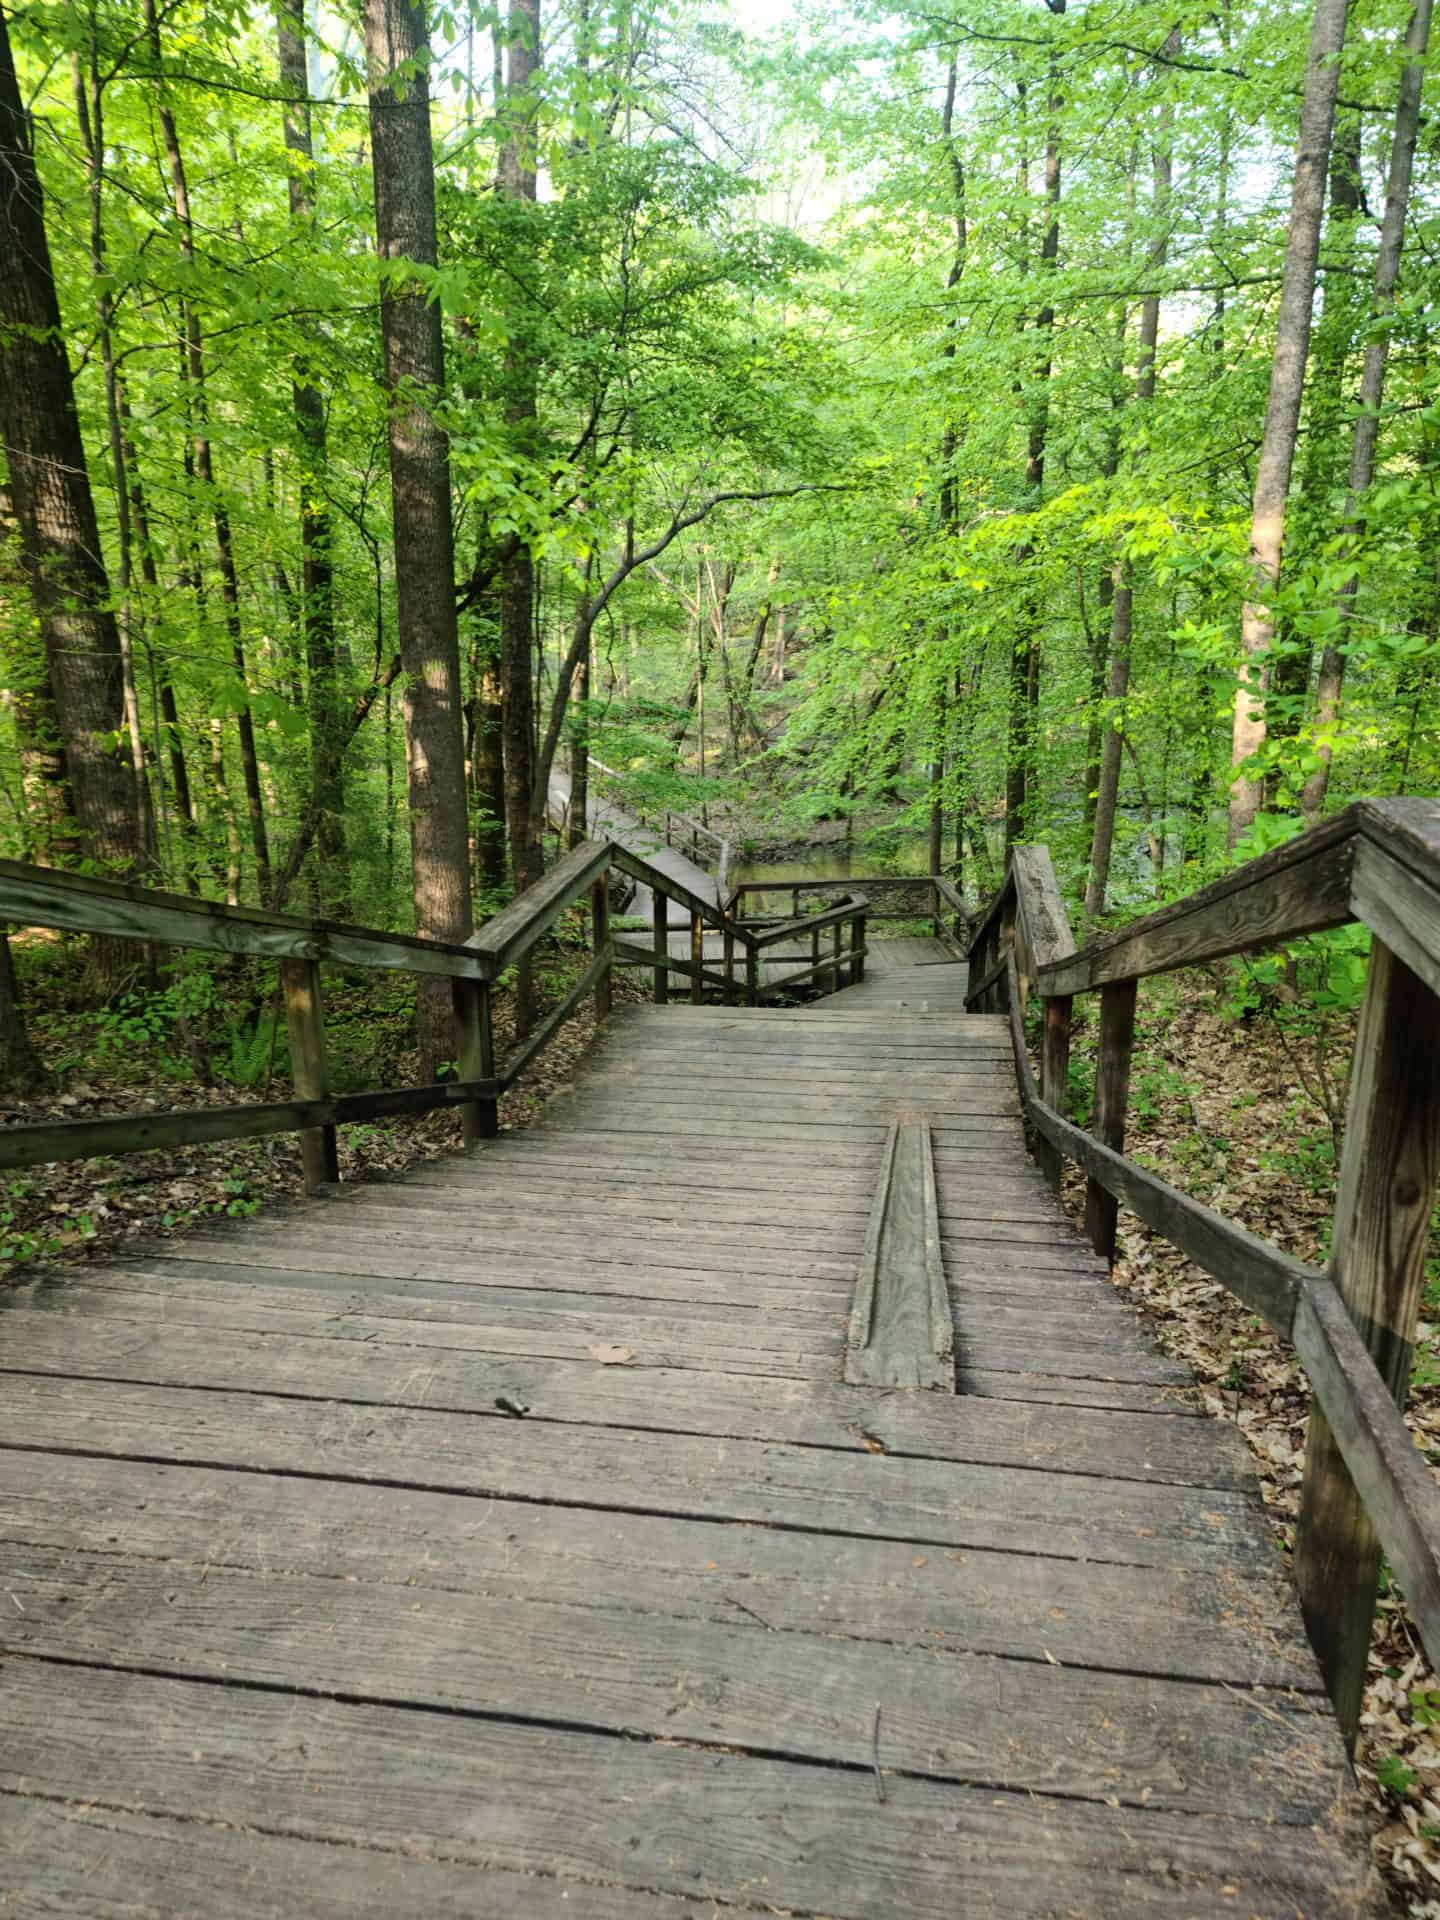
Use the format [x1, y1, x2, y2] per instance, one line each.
[567, 637, 590, 850]
[72, 48, 158, 878]
[278, 0, 349, 916]
[1006, 21, 1062, 852]
[933, 50, 967, 870]
[1228, 0, 1350, 848]
[498, 0, 544, 923]
[1301, 0, 1434, 821]
[1267, 116, 1364, 785]
[0, 8, 140, 968]
[120, 405, 202, 885]
[0, 932, 46, 1094]
[364, 0, 475, 1075]
[471, 633, 508, 897]
[1086, 45, 1175, 917]
[145, 0, 272, 900]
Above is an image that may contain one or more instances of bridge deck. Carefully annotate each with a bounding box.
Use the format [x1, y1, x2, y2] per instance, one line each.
[0, 989, 1374, 1913]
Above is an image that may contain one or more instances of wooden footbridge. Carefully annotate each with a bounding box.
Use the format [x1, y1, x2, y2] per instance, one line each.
[3, 801, 1440, 1914]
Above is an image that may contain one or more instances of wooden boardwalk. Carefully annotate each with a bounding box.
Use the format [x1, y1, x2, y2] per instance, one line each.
[0, 955, 1376, 1914]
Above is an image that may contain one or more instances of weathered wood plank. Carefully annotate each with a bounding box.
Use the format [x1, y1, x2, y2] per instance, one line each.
[846, 1119, 953, 1390]
[0, 1321, 1235, 1475]
[0, 1077, 500, 1172]
[0, 1453, 1308, 1682]
[0, 1295, 834, 1381]
[0, 1372, 1279, 1569]
[1, 1547, 1342, 1820]
[0, 854, 488, 977]
[0, 1666, 1373, 1920]
[0, 1798, 711, 1920]
[1037, 813, 1358, 996]
[281, 955, 338, 1192]
[465, 839, 610, 977]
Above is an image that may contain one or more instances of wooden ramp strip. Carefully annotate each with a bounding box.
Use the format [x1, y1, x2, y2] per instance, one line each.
[846, 1116, 954, 1390]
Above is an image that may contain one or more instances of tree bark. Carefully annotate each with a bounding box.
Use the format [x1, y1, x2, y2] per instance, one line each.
[278, 0, 349, 916]
[72, 49, 158, 879]
[470, 625, 508, 898]
[0, 9, 141, 941]
[1086, 47, 1175, 917]
[0, 931, 46, 1095]
[364, 0, 475, 1075]
[498, 0, 544, 924]
[145, 0, 272, 901]
[1267, 116, 1364, 784]
[1300, 0, 1434, 821]
[1228, 0, 1350, 848]
[1006, 22, 1062, 852]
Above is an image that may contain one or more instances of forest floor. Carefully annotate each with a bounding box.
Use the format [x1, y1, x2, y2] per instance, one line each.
[1057, 966, 1440, 1917]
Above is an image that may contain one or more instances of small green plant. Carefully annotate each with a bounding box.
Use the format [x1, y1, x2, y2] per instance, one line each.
[1377, 1752, 1418, 1796]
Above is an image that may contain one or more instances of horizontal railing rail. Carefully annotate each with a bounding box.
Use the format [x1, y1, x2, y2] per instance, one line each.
[966, 797, 1440, 1750]
[730, 871, 970, 946]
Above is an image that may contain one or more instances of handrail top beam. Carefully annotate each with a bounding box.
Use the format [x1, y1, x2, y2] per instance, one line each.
[747, 892, 870, 951]
[972, 798, 1440, 1001]
[0, 857, 492, 979]
[467, 841, 612, 978]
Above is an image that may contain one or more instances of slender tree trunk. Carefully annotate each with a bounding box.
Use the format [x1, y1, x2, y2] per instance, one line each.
[278, 0, 349, 915]
[1007, 23, 1062, 852]
[932, 52, 967, 870]
[498, 0, 544, 920]
[364, 0, 475, 1075]
[567, 637, 591, 850]
[1268, 117, 1364, 787]
[120, 406, 202, 884]
[73, 50, 158, 878]
[0, 9, 140, 961]
[471, 633, 508, 897]
[1228, 0, 1350, 847]
[1086, 46, 1175, 917]
[145, 0, 272, 900]
[0, 932, 45, 1094]
[1301, 0, 1434, 821]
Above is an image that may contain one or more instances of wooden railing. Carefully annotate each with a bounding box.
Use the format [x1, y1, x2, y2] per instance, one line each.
[611, 856, 869, 1007]
[564, 756, 734, 896]
[0, 837, 875, 1188]
[730, 872, 969, 945]
[966, 799, 1440, 1747]
[0, 840, 725, 1187]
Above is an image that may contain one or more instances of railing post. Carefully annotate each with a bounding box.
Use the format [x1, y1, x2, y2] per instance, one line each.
[723, 920, 736, 1004]
[746, 938, 760, 1005]
[830, 921, 842, 993]
[453, 977, 497, 1146]
[281, 957, 339, 1192]
[1084, 978, 1137, 1261]
[853, 912, 866, 984]
[591, 874, 612, 1023]
[931, 877, 941, 941]
[652, 886, 668, 1005]
[1294, 940, 1440, 1748]
[690, 909, 704, 1005]
[1037, 992, 1073, 1192]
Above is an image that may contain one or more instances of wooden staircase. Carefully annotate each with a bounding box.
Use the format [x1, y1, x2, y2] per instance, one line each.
[5, 807, 1440, 1913]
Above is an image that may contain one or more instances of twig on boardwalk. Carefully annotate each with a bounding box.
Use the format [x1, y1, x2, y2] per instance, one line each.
[872, 1705, 886, 1805]
[726, 1595, 775, 1631]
